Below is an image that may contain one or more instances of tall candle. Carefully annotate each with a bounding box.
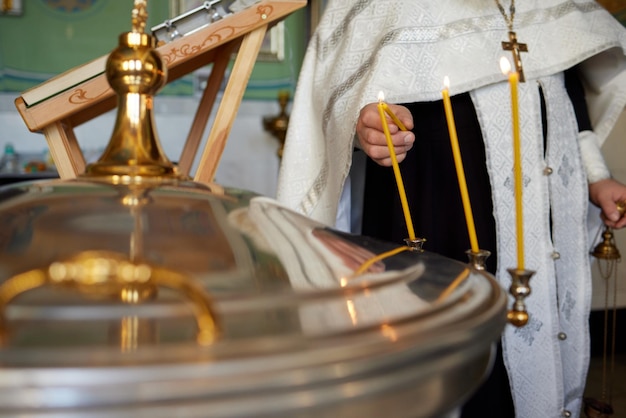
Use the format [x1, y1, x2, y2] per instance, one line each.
[441, 76, 479, 253]
[382, 103, 408, 131]
[500, 57, 525, 270]
[377, 91, 415, 240]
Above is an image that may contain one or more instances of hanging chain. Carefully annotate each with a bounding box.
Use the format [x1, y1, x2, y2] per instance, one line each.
[598, 253, 620, 405]
[494, 0, 516, 31]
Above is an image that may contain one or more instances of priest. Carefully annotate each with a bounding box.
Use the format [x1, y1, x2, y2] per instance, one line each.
[277, 1, 626, 417]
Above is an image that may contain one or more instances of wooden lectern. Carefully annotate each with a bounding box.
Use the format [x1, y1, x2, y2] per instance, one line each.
[14, 0, 306, 183]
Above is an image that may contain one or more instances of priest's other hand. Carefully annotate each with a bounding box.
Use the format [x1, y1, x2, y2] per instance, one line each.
[356, 103, 415, 166]
[588, 178, 626, 229]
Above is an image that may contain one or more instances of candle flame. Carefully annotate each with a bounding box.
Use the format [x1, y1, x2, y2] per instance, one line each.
[443, 76, 450, 90]
[378, 91, 385, 103]
[500, 56, 512, 75]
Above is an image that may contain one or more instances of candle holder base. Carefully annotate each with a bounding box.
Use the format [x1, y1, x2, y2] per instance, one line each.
[465, 249, 491, 271]
[404, 237, 426, 252]
[506, 268, 534, 327]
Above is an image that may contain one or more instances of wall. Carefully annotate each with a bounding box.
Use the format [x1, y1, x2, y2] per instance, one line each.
[0, 92, 285, 197]
[0, 1, 309, 197]
[0, 1, 308, 99]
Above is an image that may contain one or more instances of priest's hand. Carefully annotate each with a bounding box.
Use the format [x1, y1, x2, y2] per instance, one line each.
[356, 103, 415, 166]
[588, 178, 626, 229]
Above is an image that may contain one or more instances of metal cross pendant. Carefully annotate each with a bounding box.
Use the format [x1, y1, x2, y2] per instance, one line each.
[502, 31, 528, 82]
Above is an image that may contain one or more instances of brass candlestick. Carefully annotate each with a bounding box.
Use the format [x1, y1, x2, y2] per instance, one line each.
[404, 237, 427, 252]
[506, 268, 534, 327]
[263, 90, 290, 158]
[466, 249, 491, 271]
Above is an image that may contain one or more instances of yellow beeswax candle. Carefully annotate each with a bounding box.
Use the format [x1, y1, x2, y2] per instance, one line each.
[441, 76, 479, 253]
[382, 103, 408, 131]
[500, 57, 525, 270]
[377, 91, 415, 240]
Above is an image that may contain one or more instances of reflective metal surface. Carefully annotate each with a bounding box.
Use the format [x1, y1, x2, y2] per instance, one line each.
[0, 1, 507, 416]
[0, 178, 507, 417]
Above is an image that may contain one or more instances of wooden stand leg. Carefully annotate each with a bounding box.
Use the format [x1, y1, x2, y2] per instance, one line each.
[193, 25, 268, 184]
[178, 41, 240, 176]
[43, 121, 86, 179]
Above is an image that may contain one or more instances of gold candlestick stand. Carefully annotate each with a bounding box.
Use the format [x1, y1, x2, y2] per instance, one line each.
[466, 249, 491, 271]
[465, 248, 533, 328]
[263, 90, 290, 158]
[404, 237, 427, 252]
[506, 268, 534, 327]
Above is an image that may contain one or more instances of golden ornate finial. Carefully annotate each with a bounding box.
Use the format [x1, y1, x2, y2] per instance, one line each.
[83, 0, 181, 180]
[132, 0, 148, 33]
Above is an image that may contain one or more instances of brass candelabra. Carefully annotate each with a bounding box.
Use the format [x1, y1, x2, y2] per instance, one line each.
[263, 90, 290, 158]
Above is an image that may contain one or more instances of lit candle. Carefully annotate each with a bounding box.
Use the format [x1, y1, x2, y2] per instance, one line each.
[377, 91, 415, 240]
[500, 57, 525, 270]
[441, 76, 479, 253]
[382, 103, 408, 131]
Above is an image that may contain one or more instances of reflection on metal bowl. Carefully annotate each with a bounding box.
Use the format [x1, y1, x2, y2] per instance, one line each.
[0, 179, 506, 417]
[0, 2, 507, 415]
